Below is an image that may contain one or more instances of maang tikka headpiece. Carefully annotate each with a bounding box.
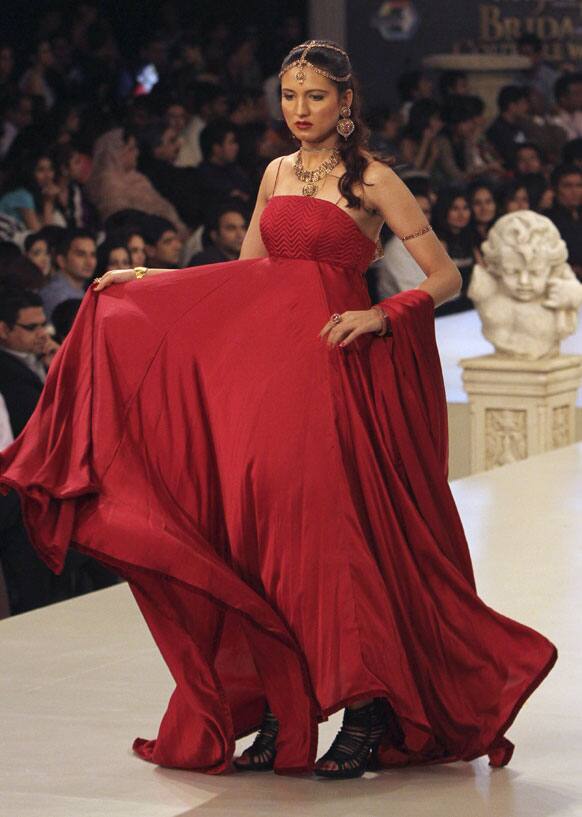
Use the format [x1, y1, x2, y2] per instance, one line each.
[279, 40, 352, 85]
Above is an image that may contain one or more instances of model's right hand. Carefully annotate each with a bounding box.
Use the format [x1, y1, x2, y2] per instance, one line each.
[91, 269, 136, 292]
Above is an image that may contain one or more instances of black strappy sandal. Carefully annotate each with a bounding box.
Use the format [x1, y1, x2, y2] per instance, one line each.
[233, 706, 279, 772]
[314, 698, 388, 779]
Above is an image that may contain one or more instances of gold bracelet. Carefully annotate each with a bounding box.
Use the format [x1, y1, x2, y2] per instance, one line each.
[401, 224, 432, 243]
[134, 266, 148, 279]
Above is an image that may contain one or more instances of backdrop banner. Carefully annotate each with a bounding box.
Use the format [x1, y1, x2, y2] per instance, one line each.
[348, 0, 582, 106]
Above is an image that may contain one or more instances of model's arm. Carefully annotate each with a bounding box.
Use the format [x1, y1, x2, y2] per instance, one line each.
[365, 162, 462, 306]
[238, 158, 282, 260]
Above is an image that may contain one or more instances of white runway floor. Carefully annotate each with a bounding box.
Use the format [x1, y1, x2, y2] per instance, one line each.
[1, 443, 581, 817]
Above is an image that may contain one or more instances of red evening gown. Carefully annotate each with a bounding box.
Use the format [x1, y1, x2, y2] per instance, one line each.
[0, 195, 557, 774]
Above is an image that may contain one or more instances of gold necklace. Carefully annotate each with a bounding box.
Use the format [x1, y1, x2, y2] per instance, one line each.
[293, 150, 340, 197]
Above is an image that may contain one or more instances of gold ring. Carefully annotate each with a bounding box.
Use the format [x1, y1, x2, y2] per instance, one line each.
[330, 313, 342, 324]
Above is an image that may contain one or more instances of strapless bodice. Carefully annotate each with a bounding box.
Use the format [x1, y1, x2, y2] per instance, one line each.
[260, 195, 376, 272]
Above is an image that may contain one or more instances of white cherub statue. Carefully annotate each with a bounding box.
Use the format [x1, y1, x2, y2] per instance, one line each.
[468, 210, 582, 359]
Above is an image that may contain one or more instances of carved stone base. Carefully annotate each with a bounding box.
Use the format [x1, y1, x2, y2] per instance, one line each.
[460, 355, 582, 473]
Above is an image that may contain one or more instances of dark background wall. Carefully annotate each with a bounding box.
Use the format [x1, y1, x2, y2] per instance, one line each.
[347, 0, 582, 108]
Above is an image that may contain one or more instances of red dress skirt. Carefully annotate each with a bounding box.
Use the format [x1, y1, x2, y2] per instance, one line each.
[0, 195, 557, 773]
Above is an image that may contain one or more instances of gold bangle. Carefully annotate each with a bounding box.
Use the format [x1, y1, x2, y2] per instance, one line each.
[134, 266, 148, 279]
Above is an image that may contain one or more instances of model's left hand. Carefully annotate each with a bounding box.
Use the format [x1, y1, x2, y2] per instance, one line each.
[319, 308, 384, 349]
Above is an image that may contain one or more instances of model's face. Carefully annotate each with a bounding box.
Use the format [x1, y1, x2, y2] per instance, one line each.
[34, 157, 55, 189]
[471, 188, 496, 225]
[499, 253, 549, 301]
[447, 197, 471, 230]
[0, 307, 48, 354]
[59, 238, 97, 280]
[107, 247, 130, 270]
[281, 67, 351, 145]
[26, 239, 51, 276]
[506, 187, 530, 212]
[213, 211, 247, 256]
[516, 147, 542, 175]
[154, 230, 182, 265]
[556, 173, 582, 209]
[128, 234, 146, 267]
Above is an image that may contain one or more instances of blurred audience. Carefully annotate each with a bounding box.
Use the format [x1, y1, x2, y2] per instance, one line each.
[189, 202, 248, 266]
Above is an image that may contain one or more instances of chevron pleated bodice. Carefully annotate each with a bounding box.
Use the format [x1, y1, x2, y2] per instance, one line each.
[260, 195, 377, 273]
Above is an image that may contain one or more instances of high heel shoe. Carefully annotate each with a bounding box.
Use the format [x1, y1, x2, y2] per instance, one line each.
[314, 698, 387, 779]
[233, 706, 279, 772]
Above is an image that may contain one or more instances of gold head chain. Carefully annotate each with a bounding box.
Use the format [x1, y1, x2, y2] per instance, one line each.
[279, 40, 352, 85]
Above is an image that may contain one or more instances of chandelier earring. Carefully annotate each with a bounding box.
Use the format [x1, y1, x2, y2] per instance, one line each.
[337, 104, 355, 139]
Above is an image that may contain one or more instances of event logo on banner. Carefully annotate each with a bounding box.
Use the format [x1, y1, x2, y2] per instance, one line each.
[478, 0, 582, 62]
[371, 0, 420, 41]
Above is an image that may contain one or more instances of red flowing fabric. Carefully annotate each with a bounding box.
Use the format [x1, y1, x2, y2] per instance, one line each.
[0, 195, 556, 774]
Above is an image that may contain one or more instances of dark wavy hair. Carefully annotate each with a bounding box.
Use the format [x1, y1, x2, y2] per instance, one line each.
[280, 41, 378, 210]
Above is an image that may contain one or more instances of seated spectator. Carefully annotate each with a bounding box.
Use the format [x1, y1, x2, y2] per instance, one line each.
[432, 189, 476, 315]
[513, 141, 545, 178]
[24, 231, 52, 277]
[40, 228, 96, 319]
[2, 256, 46, 291]
[562, 138, 582, 170]
[468, 180, 498, 248]
[519, 173, 554, 212]
[486, 86, 530, 168]
[397, 69, 433, 125]
[221, 36, 262, 94]
[138, 122, 201, 228]
[85, 127, 188, 237]
[51, 298, 81, 343]
[95, 235, 130, 278]
[189, 202, 248, 266]
[125, 229, 147, 268]
[367, 106, 401, 159]
[433, 95, 495, 184]
[163, 100, 188, 135]
[496, 180, 530, 214]
[0, 150, 66, 232]
[51, 143, 98, 230]
[0, 287, 54, 614]
[176, 82, 229, 168]
[0, 92, 34, 160]
[0, 43, 16, 104]
[196, 119, 253, 218]
[18, 39, 56, 110]
[516, 33, 560, 115]
[398, 99, 443, 176]
[142, 215, 183, 269]
[545, 163, 582, 280]
[551, 73, 582, 142]
[439, 71, 469, 100]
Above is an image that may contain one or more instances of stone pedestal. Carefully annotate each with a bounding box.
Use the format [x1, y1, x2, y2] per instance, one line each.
[460, 355, 582, 474]
[422, 54, 530, 120]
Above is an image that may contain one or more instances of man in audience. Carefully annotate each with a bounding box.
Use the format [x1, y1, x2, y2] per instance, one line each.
[40, 228, 97, 319]
[189, 202, 248, 266]
[0, 288, 53, 614]
[196, 120, 253, 219]
[176, 82, 229, 168]
[143, 215, 183, 269]
[138, 122, 201, 228]
[486, 86, 530, 168]
[516, 33, 560, 115]
[513, 142, 545, 178]
[551, 73, 582, 142]
[397, 70, 433, 125]
[0, 92, 34, 159]
[545, 164, 582, 281]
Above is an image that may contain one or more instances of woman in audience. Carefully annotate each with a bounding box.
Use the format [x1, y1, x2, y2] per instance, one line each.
[18, 40, 56, 111]
[0, 151, 66, 232]
[398, 99, 443, 176]
[468, 180, 498, 255]
[95, 235, 130, 279]
[496, 180, 530, 214]
[432, 189, 475, 314]
[85, 127, 189, 238]
[125, 230, 147, 268]
[24, 231, 52, 277]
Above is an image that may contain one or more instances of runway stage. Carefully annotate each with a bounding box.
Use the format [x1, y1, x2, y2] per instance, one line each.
[1, 443, 581, 817]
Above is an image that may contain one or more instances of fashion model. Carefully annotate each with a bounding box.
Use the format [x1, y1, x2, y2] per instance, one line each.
[0, 41, 557, 779]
